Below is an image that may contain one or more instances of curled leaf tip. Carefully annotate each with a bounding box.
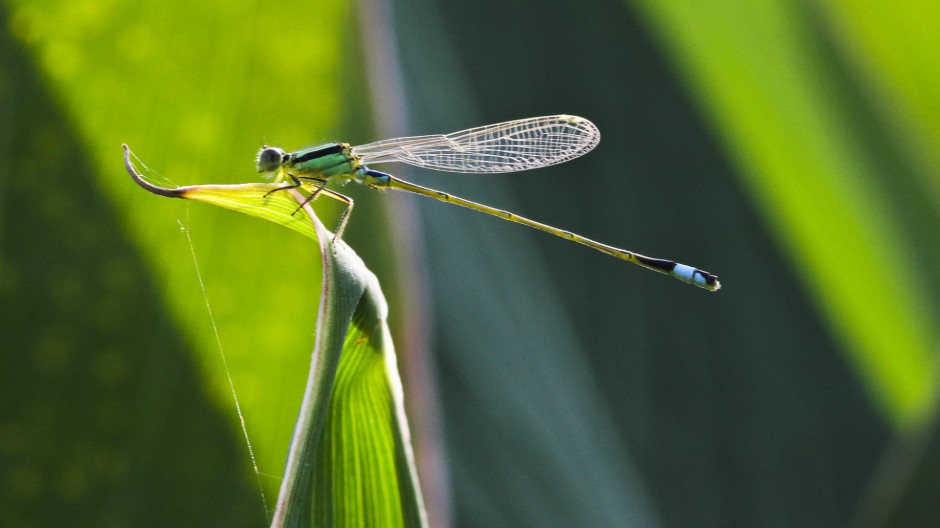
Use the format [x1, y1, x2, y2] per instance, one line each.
[124, 144, 184, 198]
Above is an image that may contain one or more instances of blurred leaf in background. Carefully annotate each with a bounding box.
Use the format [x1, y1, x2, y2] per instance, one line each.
[0, 5, 266, 524]
[2, 0, 364, 524]
[382, 0, 940, 526]
[2, 0, 940, 526]
[634, 0, 940, 421]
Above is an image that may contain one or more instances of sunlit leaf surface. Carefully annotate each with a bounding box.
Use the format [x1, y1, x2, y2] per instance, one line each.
[125, 152, 426, 527]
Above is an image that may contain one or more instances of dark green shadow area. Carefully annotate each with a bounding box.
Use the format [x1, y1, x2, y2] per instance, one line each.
[0, 12, 265, 527]
[854, 410, 940, 528]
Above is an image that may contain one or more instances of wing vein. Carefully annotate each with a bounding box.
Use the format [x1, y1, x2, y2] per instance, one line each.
[351, 115, 600, 173]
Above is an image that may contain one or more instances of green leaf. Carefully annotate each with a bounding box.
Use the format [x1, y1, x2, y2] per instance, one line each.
[306, 258, 425, 527]
[631, 0, 940, 423]
[124, 147, 426, 527]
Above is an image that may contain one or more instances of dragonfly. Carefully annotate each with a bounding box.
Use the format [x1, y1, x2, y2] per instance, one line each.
[257, 115, 720, 291]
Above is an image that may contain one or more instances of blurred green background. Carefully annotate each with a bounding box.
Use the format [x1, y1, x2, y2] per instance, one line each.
[2, 0, 939, 526]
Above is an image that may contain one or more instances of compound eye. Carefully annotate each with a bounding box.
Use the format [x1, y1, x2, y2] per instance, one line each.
[256, 147, 286, 173]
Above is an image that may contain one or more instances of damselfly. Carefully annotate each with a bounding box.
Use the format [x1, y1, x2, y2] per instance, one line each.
[257, 115, 720, 291]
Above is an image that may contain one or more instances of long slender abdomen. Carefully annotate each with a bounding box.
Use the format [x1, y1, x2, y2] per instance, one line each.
[367, 168, 721, 291]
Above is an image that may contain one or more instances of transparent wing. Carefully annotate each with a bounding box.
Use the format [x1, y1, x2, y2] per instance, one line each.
[350, 115, 600, 173]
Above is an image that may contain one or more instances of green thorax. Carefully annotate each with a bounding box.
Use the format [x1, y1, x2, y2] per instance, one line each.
[286, 143, 360, 178]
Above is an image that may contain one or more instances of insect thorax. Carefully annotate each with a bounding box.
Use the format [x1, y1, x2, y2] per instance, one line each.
[288, 142, 359, 178]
